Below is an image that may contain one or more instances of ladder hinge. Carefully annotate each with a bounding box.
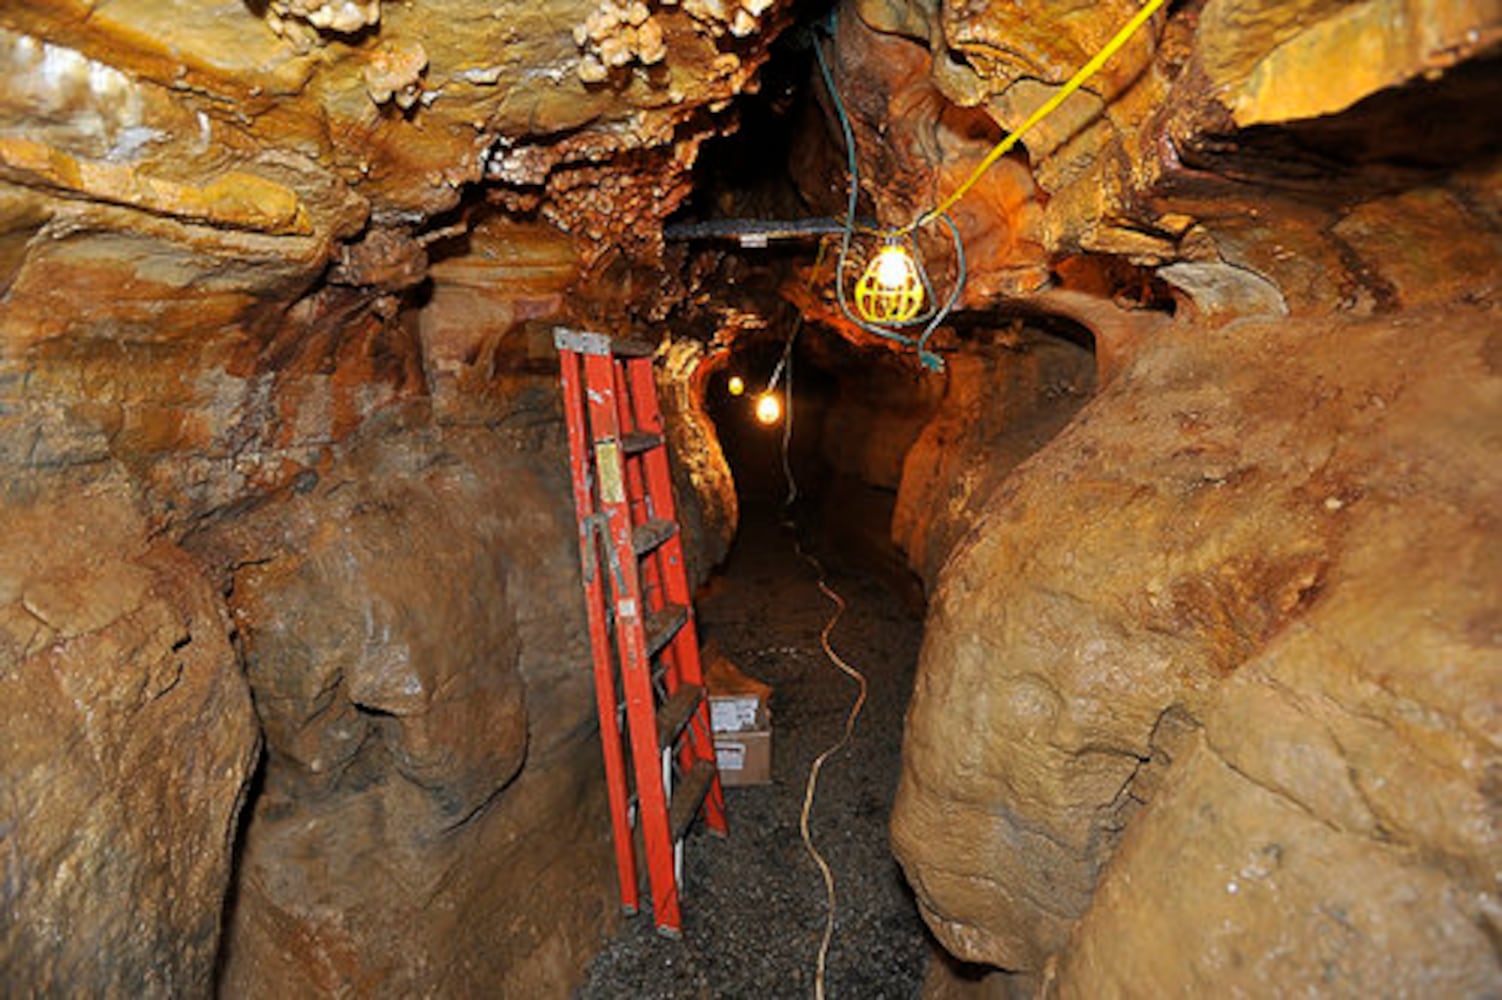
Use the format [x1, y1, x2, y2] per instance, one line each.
[582, 512, 626, 591]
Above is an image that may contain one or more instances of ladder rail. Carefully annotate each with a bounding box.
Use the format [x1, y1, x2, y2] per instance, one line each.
[581, 348, 686, 934]
[557, 347, 640, 914]
[620, 360, 694, 782]
[624, 355, 728, 837]
[615, 357, 704, 842]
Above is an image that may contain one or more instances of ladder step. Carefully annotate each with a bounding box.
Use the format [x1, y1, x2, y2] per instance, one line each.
[612, 337, 657, 358]
[669, 759, 717, 843]
[645, 604, 688, 659]
[632, 518, 678, 556]
[620, 431, 664, 455]
[656, 683, 704, 747]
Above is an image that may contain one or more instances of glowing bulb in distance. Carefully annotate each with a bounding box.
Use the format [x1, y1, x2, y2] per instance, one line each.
[754, 392, 782, 425]
[727, 374, 745, 396]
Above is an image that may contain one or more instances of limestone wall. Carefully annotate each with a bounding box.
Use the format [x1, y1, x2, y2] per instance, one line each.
[0, 0, 765, 990]
[0, 467, 259, 994]
[858, 0, 1502, 992]
[894, 299, 1502, 995]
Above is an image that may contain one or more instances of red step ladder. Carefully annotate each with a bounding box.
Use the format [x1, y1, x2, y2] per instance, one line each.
[554, 326, 727, 937]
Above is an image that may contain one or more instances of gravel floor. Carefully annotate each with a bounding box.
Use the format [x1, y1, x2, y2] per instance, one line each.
[574, 502, 932, 999]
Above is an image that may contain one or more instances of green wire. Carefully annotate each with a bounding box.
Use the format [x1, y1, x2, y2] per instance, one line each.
[815, 24, 951, 371]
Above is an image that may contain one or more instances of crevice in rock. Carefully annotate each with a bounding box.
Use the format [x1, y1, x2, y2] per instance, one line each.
[214, 742, 266, 994]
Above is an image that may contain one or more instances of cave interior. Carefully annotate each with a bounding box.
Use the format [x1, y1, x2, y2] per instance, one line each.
[1, 0, 1500, 996]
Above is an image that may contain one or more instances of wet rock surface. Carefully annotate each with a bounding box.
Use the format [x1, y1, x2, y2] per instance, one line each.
[578, 504, 931, 998]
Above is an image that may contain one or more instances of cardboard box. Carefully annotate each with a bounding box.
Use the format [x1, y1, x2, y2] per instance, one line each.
[704, 644, 772, 733]
[714, 728, 771, 787]
[710, 692, 767, 733]
[704, 644, 773, 786]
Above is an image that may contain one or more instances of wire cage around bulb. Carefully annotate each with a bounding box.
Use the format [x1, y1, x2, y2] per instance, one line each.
[854, 239, 926, 325]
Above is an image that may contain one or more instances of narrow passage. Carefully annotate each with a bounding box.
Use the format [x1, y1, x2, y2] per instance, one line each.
[576, 501, 930, 998]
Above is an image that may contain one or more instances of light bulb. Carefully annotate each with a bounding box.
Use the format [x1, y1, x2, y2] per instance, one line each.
[874, 244, 917, 288]
[754, 392, 782, 425]
[854, 242, 925, 324]
[727, 374, 745, 396]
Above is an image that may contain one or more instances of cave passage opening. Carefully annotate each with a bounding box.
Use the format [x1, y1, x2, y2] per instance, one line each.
[568, 11, 1112, 977]
[578, 307, 1103, 995]
[705, 324, 937, 592]
[580, 321, 941, 997]
[699, 305, 1102, 590]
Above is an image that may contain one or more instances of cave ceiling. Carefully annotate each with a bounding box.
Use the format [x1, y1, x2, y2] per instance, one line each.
[0, 0, 794, 342]
[1, 0, 1499, 353]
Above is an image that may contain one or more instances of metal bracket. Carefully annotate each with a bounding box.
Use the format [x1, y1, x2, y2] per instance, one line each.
[581, 512, 626, 593]
[553, 326, 613, 356]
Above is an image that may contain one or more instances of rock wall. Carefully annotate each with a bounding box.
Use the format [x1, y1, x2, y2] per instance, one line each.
[893, 325, 1096, 587]
[892, 297, 1502, 990]
[0, 465, 260, 994]
[0, 260, 735, 994]
[838, 0, 1502, 991]
[659, 338, 739, 585]
[195, 412, 620, 996]
[1, 0, 763, 989]
[818, 350, 942, 494]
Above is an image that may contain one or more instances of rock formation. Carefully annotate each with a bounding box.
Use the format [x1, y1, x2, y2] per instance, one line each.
[894, 302, 1502, 996]
[862, 0, 1502, 995]
[0, 466, 258, 994]
[199, 416, 625, 996]
[0, 0, 755, 991]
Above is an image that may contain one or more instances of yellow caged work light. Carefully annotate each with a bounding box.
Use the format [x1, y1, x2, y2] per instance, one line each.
[854, 240, 924, 324]
[813, 0, 1166, 370]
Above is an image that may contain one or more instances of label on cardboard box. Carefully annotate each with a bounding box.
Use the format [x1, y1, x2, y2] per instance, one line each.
[714, 729, 770, 786]
[715, 742, 746, 771]
[711, 695, 761, 733]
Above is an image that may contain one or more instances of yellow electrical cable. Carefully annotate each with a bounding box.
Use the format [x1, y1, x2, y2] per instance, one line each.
[904, 0, 1167, 233]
